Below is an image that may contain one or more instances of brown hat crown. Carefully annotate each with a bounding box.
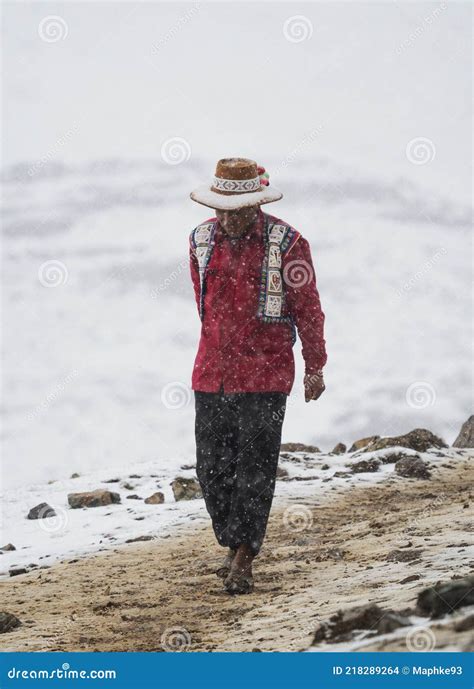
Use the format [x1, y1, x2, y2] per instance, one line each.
[211, 158, 261, 196]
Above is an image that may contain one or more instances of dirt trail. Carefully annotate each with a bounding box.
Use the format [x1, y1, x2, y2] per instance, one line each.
[1, 458, 472, 652]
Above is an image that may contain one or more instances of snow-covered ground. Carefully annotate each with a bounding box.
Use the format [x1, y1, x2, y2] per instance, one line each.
[0, 444, 464, 578]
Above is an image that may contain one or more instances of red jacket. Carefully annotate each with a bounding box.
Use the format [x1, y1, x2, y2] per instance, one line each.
[189, 209, 327, 394]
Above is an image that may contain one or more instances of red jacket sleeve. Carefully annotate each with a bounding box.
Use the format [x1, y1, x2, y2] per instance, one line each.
[189, 238, 201, 316]
[283, 235, 327, 375]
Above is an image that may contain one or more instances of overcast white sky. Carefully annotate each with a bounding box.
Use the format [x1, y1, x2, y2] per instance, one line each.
[2, 1, 472, 201]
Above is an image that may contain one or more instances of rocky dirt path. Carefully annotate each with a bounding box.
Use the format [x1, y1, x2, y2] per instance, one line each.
[1, 457, 472, 652]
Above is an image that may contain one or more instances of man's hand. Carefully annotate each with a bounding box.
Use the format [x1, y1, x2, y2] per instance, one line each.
[304, 371, 325, 402]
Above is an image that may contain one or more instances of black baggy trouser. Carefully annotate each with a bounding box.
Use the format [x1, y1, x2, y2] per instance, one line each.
[194, 388, 287, 556]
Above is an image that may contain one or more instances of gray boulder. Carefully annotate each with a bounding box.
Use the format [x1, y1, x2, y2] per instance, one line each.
[351, 458, 381, 473]
[362, 428, 446, 453]
[171, 477, 202, 501]
[453, 415, 474, 448]
[27, 503, 56, 520]
[0, 612, 22, 634]
[417, 575, 474, 618]
[348, 435, 380, 453]
[395, 456, 431, 479]
[387, 549, 423, 563]
[280, 442, 320, 453]
[312, 603, 410, 643]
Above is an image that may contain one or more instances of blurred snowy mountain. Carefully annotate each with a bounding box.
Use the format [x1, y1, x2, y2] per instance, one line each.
[2, 156, 471, 489]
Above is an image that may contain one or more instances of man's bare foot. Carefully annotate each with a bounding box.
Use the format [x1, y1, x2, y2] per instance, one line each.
[224, 544, 255, 594]
[215, 548, 236, 579]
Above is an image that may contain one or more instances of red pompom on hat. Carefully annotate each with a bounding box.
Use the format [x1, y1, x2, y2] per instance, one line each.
[258, 165, 270, 186]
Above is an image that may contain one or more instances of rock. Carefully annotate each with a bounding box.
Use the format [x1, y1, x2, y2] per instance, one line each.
[129, 474, 142, 478]
[0, 612, 22, 633]
[333, 471, 351, 478]
[125, 535, 154, 543]
[399, 574, 421, 584]
[276, 466, 289, 478]
[453, 415, 474, 448]
[321, 463, 330, 470]
[27, 503, 56, 520]
[180, 464, 195, 470]
[417, 575, 474, 618]
[351, 458, 381, 473]
[9, 568, 27, 577]
[312, 603, 412, 644]
[376, 611, 411, 634]
[462, 637, 474, 652]
[144, 492, 165, 505]
[326, 547, 345, 560]
[331, 443, 346, 455]
[70, 472, 80, 478]
[171, 477, 202, 502]
[395, 456, 431, 479]
[362, 429, 446, 453]
[280, 442, 320, 453]
[103, 478, 120, 483]
[454, 614, 474, 632]
[126, 494, 142, 500]
[122, 482, 136, 490]
[348, 435, 380, 453]
[379, 451, 418, 465]
[387, 549, 423, 563]
[68, 489, 121, 509]
[0, 543, 16, 552]
[312, 604, 382, 642]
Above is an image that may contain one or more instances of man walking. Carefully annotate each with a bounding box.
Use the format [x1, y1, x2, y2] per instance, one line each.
[189, 158, 327, 594]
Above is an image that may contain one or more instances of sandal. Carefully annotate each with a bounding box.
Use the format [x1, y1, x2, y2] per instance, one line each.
[224, 572, 254, 595]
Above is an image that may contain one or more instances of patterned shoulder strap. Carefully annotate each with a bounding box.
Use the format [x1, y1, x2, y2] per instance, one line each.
[266, 216, 300, 253]
[258, 216, 300, 328]
[190, 220, 217, 320]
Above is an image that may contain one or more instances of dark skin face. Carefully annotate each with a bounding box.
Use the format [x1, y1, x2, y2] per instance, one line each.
[215, 205, 259, 237]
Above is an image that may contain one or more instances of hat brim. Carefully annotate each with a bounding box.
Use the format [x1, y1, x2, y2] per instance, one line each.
[190, 184, 283, 210]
